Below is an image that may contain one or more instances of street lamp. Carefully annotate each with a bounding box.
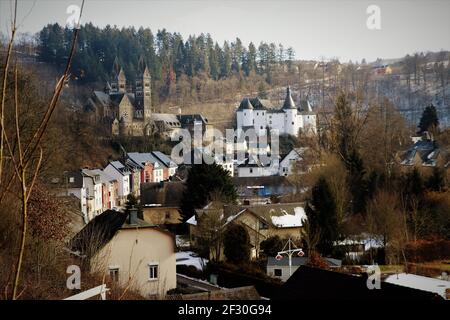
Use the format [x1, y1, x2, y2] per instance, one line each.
[276, 238, 304, 277]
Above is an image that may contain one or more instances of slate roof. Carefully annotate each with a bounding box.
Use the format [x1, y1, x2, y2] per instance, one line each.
[282, 86, 296, 109]
[238, 98, 254, 110]
[66, 170, 84, 188]
[109, 160, 131, 176]
[152, 151, 178, 168]
[400, 139, 442, 167]
[177, 114, 209, 125]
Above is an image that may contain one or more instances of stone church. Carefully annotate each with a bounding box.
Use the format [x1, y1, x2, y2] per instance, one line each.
[86, 58, 182, 137]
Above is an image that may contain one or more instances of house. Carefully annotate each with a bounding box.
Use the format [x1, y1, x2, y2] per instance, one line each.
[142, 205, 183, 226]
[177, 114, 211, 136]
[70, 209, 177, 298]
[188, 202, 307, 260]
[141, 181, 186, 207]
[81, 169, 104, 219]
[398, 133, 448, 173]
[128, 152, 165, 182]
[334, 234, 384, 261]
[233, 176, 297, 204]
[278, 148, 304, 176]
[124, 158, 142, 198]
[104, 161, 131, 206]
[275, 265, 443, 300]
[89, 169, 119, 211]
[151, 151, 178, 179]
[267, 257, 342, 282]
[237, 157, 275, 178]
[65, 170, 88, 222]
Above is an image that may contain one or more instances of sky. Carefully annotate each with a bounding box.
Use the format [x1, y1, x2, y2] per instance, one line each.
[1, 0, 449, 62]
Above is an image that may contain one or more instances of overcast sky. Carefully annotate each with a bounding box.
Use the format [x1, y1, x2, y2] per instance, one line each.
[1, 0, 449, 62]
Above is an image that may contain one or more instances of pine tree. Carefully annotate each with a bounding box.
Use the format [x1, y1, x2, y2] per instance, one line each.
[305, 177, 339, 256]
[418, 104, 439, 133]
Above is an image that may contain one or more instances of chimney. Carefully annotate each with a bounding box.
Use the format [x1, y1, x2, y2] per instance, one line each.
[128, 207, 139, 225]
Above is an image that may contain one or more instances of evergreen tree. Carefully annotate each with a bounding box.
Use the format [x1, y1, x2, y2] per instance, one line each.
[418, 105, 439, 133]
[305, 177, 339, 256]
[180, 163, 237, 219]
[223, 223, 251, 263]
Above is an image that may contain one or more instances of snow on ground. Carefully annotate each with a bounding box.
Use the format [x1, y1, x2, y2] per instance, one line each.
[271, 206, 307, 228]
[385, 273, 449, 299]
[176, 235, 190, 249]
[176, 251, 208, 271]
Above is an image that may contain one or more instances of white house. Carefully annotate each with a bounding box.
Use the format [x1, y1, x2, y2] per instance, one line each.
[151, 151, 178, 178]
[90, 169, 118, 211]
[104, 161, 131, 206]
[65, 171, 88, 223]
[279, 148, 304, 176]
[81, 169, 104, 220]
[236, 86, 317, 138]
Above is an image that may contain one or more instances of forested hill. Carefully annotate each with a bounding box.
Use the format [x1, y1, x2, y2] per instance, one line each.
[38, 23, 296, 84]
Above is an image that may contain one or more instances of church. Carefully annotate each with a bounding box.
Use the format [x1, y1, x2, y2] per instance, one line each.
[86, 58, 185, 137]
[236, 86, 317, 137]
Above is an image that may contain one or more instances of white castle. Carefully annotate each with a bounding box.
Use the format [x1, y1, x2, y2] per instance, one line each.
[236, 86, 317, 137]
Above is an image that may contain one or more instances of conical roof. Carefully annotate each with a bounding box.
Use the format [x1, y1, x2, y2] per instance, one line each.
[238, 98, 254, 110]
[282, 86, 296, 109]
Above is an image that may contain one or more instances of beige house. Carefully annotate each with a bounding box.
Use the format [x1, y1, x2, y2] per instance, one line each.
[187, 202, 306, 261]
[71, 209, 176, 298]
[142, 206, 182, 226]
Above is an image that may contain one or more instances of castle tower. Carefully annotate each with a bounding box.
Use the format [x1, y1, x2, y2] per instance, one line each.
[282, 86, 298, 136]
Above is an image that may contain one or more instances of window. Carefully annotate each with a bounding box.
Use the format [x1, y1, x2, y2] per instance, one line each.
[260, 221, 268, 230]
[292, 122, 294, 125]
[249, 168, 253, 173]
[165, 211, 171, 219]
[149, 264, 158, 280]
[109, 267, 119, 282]
[260, 126, 263, 129]
[274, 269, 282, 277]
[69, 177, 75, 183]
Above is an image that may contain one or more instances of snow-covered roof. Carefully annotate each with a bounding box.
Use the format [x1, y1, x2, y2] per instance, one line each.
[271, 206, 307, 228]
[385, 273, 449, 299]
[176, 251, 208, 271]
[186, 215, 197, 226]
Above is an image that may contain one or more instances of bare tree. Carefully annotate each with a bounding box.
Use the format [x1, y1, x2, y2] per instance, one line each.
[0, 1, 85, 299]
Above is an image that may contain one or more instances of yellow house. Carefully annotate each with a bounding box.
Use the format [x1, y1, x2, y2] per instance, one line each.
[71, 209, 176, 298]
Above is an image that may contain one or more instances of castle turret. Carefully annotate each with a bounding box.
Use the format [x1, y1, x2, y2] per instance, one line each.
[238, 98, 254, 128]
[282, 86, 298, 135]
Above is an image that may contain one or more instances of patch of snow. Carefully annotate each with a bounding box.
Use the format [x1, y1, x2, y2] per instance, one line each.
[385, 273, 449, 299]
[176, 235, 190, 248]
[271, 207, 307, 228]
[186, 215, 197, 226]
[176, 251, 208, 271]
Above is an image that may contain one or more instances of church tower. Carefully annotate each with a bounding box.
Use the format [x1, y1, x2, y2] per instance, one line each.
[142, 65, 152, 123]
[117, 68, 126, 93]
